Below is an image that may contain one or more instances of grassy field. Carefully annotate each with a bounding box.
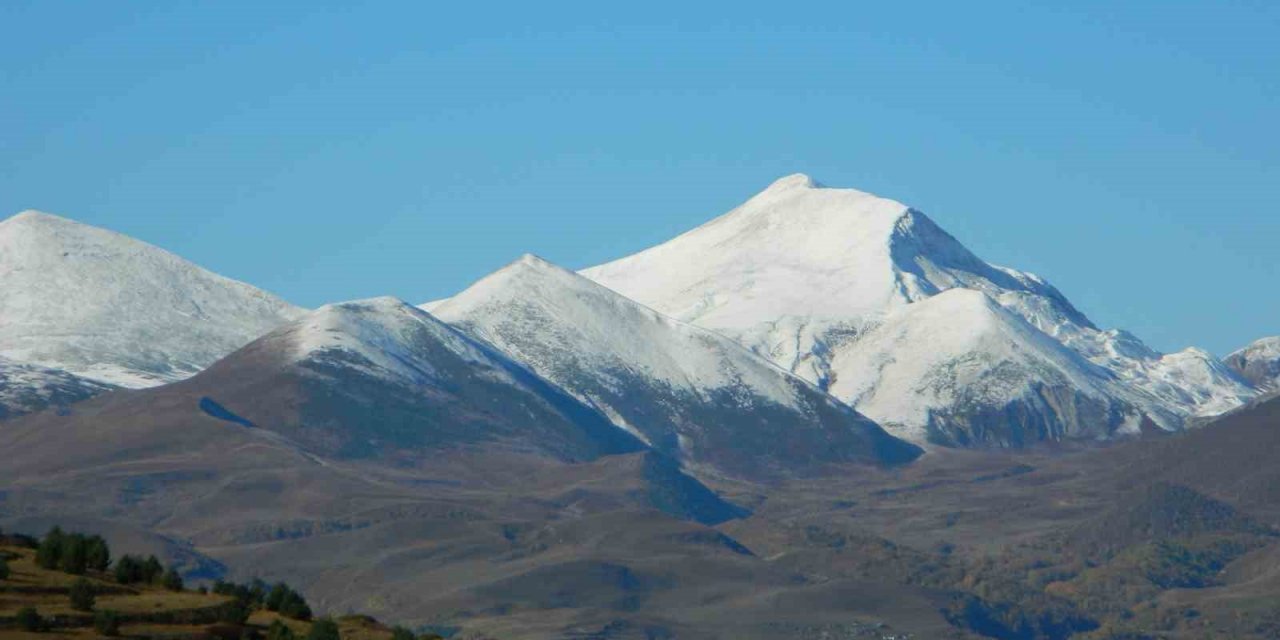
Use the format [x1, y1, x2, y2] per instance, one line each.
[0, 544, 403, 639]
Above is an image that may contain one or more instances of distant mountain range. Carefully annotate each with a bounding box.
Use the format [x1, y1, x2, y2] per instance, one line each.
[0, 177, 1269, 447]
[1, 177, 1278, 638]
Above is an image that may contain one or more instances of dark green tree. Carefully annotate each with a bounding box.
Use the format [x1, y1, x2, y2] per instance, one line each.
[16, 606, 42, 632]
[163, 567, 184, 591]
[85, 535, 111, 572]
[94, 609, 122, 636]
[279, 590, 312, 621]
[69, 576, 96, 611]
[141, 555, 164, 583]
[36, 526, 64, 569]
[267, 619, 298, 640]
[60, 533, 89, 574]
[114, 555, 144, 584]
[306, 618, 340, 640]
[0, 555, 10, 580]
[218, 601, 251, 625]
[391, 626, 415, 640]
[266, 582, 289, 611]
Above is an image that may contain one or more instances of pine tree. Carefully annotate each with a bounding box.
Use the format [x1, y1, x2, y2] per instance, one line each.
[267, 619, 297, 640]
[141, 555, 164, 583]
[85, 535, 111, 572]
[36, 526, 64, 569]
[163, 567, 184, 591]
[60, 533, 89, 574]
[114, 555, 144, 584]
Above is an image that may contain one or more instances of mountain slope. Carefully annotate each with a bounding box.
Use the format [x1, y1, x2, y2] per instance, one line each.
[583, 174, 1254, 445]
[825, 288, 1150, 446]
[431, 255, 920, 476]
[0, 210, 303, 387]
[1225, 336, 1280, 391]
[185, 296, 644, 461]
[0, 355, 113, 420]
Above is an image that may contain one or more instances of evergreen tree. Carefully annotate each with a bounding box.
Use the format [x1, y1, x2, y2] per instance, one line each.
[266, 582, 288, 611]
[163, 567, 184, 591]
[391, 626, 415, 640]
[280, 590, 312, 621]
[60, 533, 89, 574]
[0, 555, 10, 580]
[267, 619, 297, 640]
[85, 535, 111, 572]
[306, 618, 340, 640]
[69, 577, 96, 611]
[141, 555, 164, 583]
[114, 555, 144, 584]
[36, 526, 64, 569]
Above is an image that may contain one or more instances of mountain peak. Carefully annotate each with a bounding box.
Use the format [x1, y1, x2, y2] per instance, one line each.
[763, 173, 821, 191]
[0, 210, 302, 387]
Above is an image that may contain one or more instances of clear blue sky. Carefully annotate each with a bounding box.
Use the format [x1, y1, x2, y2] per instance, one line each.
[2, 1, 1276, 355]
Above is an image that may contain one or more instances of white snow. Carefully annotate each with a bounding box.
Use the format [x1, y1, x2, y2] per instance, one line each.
[0, 210, 304, 387]
[431, 254, 807, 409]
[581, 174, 1256, 440]
[284, 296, 516, 387]
[0, 355, 113, 416]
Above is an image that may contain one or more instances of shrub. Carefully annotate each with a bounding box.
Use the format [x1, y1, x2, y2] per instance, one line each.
[69, 577, 96, 611]
[306, 618, 340, 640]
[163, 567, 184, 591]
[0, 555, 10, 580]
[391, 626, 415, 640]
[218, 602, 251, 625]
[16, 606, 43, 632]
[36, 526, 64, 569]
[267, 619, 298, 640]
[94, 609, 122, 636]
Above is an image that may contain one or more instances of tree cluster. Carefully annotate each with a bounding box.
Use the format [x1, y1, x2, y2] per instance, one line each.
[35, 527, 110, 574]
[212, 578, 313, 621]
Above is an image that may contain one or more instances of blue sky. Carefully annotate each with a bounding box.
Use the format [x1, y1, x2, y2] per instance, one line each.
[1, 1, 1276, 355]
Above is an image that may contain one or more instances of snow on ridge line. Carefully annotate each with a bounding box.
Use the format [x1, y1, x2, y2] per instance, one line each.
[431, 252, 828, 410]
[0, 209, 305, 388]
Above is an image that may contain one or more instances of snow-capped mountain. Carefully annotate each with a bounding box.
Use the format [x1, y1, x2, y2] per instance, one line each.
[822, 289, 1151, 445]
[0, 355, 113, 420]
[0, 211, 304, 387]
[189, 296, 644, 461]
[1226, 337, 1280, 391]
[431, 255, 920, 475]
[583, 174, 1255, 445]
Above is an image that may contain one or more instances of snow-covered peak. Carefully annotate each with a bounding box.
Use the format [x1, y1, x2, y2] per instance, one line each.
[433, 254, 804, 408]
[582, 175, 1083, 341]
[762, 172, 823, 192]
[433, 254, 920, 472]
[579, 175, 1252, 445]
[1226, 336, 1280, 391]
[283, 297, 510, 387]
[0, 209, 304, 387]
